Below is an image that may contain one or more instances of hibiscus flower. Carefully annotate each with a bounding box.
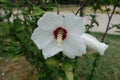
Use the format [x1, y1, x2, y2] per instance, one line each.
[31, 12, 108, 59]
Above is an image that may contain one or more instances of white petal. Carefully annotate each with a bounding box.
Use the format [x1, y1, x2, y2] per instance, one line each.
[63, 34, 86, 58]
[64, 14, 85, 35]
[43, 40, 63, 59]
[80, 33, 108, 55]
[37, 12, 65, 31]
[31, 27, 53, 49]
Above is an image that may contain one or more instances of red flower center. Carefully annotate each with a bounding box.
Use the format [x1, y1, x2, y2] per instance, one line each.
[53, 27, 67, 40]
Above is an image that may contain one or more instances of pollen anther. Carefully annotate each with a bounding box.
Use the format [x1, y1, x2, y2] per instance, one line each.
[57, 31, 63, 47]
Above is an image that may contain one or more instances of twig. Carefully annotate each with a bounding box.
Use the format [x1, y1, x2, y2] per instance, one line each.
[89, 54, 100, 80]
[101, 0, 118, 42]
[88, 11, 97, 31]
[75, 0, 88, 16]
[108, 25, 116, 30]
[105, 3, 110, 18]
[55, 0, 59, 14]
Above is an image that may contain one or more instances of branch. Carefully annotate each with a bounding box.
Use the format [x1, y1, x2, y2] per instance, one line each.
[105, 3, 110, 18]
[55, 0, 59, 14]
[75, 0, 88, 16]
[101, 0, 118, 42]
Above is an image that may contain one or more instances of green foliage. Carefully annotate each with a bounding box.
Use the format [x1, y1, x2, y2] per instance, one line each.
[0, 22, 10, 35]
[62, 61, 74, 80]
[113, 24, 120, 29]
[112, 24, 120, 33]
[31, 6, 45, 16]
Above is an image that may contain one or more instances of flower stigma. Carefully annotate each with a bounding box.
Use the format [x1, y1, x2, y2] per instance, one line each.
[53, 27, 67, 47]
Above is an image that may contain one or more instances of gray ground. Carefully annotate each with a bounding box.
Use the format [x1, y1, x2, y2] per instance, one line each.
[85, 14, 120, 35]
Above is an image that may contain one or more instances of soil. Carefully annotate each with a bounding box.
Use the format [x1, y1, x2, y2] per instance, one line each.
[0, 57, 37, 80]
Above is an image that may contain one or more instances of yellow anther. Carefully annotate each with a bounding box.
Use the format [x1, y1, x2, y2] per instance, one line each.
[57, 32, 63, 47]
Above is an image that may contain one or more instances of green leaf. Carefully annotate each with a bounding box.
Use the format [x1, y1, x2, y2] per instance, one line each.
[93, 19, 99, 26]
[16, 30, 28, 43]
[0, 0, 11, 3]
[0, 0, 15, 7]
[5, 11, 12, 19]
[46, 3, 57, 11]
[109, 0, 114, 4]
[65, 71, 74, 80]
[0, 22, 10, 35]
[37, 71, 46, 79]
[13, 18, 24, 32]
[115, 11, 120, 14]
[45, 0, 50, 3]
[21, 9, 29, 15]
[113, 24, 120, 29]
[46, 57, 59, 66]
[115, 31, 120, 33]
[1, 11, 12, 20]
[62, 62, 74, 80]
[31, 6, 45, 16]
[10, 55, 21, 62]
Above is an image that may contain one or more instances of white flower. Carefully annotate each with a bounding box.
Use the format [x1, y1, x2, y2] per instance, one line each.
[31, 12, 108, 59]
[80, 33, 108, 55]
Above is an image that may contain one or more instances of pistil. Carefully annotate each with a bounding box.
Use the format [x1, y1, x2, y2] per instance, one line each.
[57, 32, 63, 47]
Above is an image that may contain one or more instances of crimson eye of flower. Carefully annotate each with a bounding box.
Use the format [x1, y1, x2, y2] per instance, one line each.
[53, 27, 67, 40]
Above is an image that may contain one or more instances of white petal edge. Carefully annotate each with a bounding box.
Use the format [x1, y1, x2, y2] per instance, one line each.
[63, 34, 86, 58]
[64, 13, 85, 35]
[80, 33, 109, 55]
[37, 12, 65, 31]
[31, 27, 53, 49]
[42, 40, 63, 59]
